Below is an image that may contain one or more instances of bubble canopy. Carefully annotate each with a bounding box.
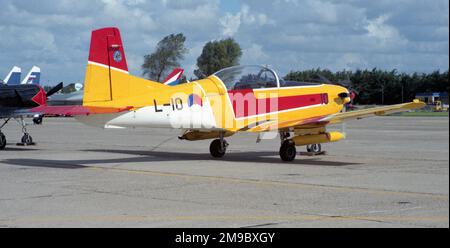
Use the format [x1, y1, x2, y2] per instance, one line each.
[213, 65, 280, 90]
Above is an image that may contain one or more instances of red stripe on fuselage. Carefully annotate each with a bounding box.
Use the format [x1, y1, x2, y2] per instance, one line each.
[227, 89, 327, 118]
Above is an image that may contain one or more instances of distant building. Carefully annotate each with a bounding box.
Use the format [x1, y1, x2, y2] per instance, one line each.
[415, 92, 449, 105]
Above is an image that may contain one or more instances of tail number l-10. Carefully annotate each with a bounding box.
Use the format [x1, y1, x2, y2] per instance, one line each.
[154, 98, 183, 113]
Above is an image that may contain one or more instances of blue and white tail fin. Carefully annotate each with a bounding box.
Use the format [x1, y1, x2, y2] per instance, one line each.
[162, 68, 184, 86]
[3, 66, 22, 85]
[21, 66, 41, 85]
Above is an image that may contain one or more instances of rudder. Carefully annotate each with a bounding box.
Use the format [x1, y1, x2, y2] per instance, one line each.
[84, 27, 129, 104]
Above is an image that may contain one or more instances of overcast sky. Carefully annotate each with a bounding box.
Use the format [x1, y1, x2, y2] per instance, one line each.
[0, 0, 448, 86]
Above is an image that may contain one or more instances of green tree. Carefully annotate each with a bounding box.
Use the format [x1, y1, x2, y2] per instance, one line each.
[195, 38, 242, 78]
[142, 33, 188, 82]
[284, 68, 449, 105]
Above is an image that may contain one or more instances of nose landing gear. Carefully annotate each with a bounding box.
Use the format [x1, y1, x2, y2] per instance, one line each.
[17, 118, 35, 146]
[306, 144, 322, 153]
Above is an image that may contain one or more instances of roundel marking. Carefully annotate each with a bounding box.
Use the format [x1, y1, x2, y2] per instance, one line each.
[113, 50, 122, 62]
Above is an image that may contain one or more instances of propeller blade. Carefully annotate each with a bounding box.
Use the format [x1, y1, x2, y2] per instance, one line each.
[337, 80, 352, 87]
[341, 105, 347, 136]
[45, 82, 63, 98]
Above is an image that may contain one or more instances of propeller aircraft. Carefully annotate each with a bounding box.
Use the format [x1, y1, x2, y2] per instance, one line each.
[32, 27, 425, 161]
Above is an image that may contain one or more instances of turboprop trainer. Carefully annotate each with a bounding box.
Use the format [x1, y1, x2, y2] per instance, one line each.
[32, 27, 425, 161]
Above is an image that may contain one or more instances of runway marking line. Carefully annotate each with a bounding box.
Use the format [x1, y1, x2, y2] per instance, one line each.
[6, 215, 449, 224]
[87, 166, 449, 200]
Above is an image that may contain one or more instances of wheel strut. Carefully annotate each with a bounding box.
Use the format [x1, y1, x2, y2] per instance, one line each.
[16, 117, 35, 146]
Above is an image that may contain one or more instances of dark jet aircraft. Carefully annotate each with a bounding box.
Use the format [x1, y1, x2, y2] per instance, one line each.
[0, 82, 63, 150]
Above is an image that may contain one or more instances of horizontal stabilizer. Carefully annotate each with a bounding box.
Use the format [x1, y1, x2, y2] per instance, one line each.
[31, 105, 133, 116]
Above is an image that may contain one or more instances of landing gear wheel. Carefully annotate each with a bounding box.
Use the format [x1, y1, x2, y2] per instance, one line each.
[0, 132, 6, 150]
[279, 140, 297, 162]
[33, 116, 43, 125]
[307, 144, 322, 153]
[21, 134, 33, 146]
[210, 139, 228, 158]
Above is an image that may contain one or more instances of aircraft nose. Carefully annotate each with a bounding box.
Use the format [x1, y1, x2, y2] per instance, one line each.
[332, 85, 351, 105]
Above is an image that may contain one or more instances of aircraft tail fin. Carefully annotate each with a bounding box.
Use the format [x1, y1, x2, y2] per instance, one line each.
[83, 27, 128, 104]
[4, 66, 21, 85]
[83, 27, 166, 105]
[163, 68, 184, 86]
[21, 66, 41, 85]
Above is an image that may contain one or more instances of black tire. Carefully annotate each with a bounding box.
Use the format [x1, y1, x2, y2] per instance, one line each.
[21, 134, 33, 145]
[210, 139, 226, 158]
[279, 140, 297, 162]
[33, 117, 43, 125]
[307, 144, 322, 153]
[0, 133, 6, 150]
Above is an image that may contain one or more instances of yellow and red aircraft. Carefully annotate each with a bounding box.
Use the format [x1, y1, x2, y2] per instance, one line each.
[33, 27, 425, 161]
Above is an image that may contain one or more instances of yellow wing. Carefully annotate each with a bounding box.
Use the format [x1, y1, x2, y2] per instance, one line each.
[321, 99, 426, 124]
[248, 100, 426, 132]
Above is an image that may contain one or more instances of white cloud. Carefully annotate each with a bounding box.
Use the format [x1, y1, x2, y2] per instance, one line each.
[242, 44, 269, 64]
[220, 12, 241, 37]
[365, 15, 407, 45]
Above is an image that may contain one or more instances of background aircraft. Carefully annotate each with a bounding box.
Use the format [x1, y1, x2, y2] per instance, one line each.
[21, 66, 41, 85]
[47, 83, 84, 106]
[46, 68, 184, 106]
[2, 66, 22, 85]
[162, 68, 184, 86]
[0, 82, 63, 149]
[32, 27, 425, 161]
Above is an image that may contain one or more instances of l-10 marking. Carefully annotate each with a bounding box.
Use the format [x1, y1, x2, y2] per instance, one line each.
[154, 97, 184, 112]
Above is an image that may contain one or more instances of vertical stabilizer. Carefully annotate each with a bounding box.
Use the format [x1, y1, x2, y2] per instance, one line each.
[21, 66, 41, 85]
[163, 68, 184, 86]
[4, 66, 22, 85]
[83, 27, 129, 104]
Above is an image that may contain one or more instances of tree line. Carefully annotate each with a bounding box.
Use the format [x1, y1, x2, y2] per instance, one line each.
[285, 68, 449, 105]
[141, 33, 448, 105]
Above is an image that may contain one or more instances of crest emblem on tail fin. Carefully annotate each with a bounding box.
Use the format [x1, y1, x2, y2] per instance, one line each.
[113, 50, 122, 62]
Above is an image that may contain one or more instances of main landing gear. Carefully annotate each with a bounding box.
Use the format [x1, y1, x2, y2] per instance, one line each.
[204, 131, 324, 162]
[279, 131, 296, 161]
[0, 117, 36, 150]
[278, 131, 324, 161]
[0, 118, 10, 150]
[0, 131, 6, 150]
[17, 117, 35, 146]
[209, 133, 229, 158]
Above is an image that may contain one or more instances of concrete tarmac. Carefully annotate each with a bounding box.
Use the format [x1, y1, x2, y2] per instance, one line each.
[0, 116, 448, 227]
